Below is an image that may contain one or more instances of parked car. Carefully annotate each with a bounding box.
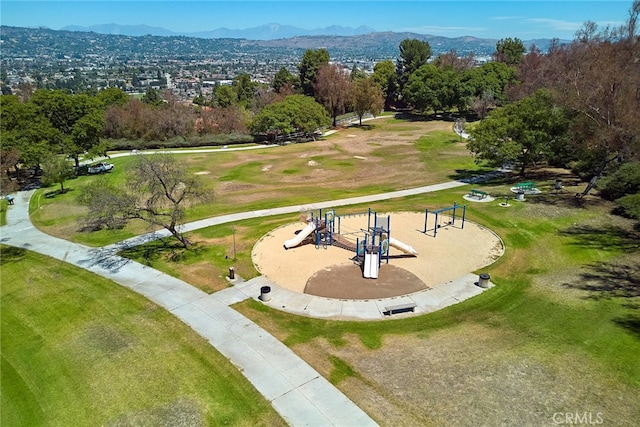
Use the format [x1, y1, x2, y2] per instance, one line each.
[87, 162, 114, 174]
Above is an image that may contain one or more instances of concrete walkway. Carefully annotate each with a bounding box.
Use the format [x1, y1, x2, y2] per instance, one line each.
[0, 190, 377, 427]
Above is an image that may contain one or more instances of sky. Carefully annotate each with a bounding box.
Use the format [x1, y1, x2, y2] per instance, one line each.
[0, 1, 634, 40]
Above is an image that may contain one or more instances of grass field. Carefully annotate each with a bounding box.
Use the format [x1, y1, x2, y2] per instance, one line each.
[0, 245, 285, 426]
[7, 116, 640, 425]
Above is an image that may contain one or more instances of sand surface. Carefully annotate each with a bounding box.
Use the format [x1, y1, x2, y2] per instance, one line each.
[251, 212, 504, 298]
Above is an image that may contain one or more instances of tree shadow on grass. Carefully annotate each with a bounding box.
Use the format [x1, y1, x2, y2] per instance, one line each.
[562, 261, 640, 300]
[559, 224, 640, 252]
[44, 188, 74, 198]
[0, 246, 27, 265]
[562, 259, 640, 337]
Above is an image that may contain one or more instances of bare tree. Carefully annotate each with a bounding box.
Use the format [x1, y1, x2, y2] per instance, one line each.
[78, 154, 210, 248]
[314, 64, 353, 127]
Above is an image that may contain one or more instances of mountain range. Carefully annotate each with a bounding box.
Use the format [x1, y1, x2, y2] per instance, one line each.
[60, 23, 378, 40]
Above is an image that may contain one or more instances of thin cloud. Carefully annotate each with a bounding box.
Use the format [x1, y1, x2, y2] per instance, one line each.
[491, 16, 525, 21]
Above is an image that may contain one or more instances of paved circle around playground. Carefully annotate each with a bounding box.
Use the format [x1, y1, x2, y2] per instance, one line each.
[252, 211, 504, 300]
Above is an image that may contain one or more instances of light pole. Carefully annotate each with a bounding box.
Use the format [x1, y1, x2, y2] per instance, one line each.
[232, 226, 237, 261]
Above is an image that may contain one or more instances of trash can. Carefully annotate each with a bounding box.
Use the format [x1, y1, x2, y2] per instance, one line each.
[260, 286, 271, 302]
[478, 273, 490, 288]
[228, 267, 235, 280]
[515, 192, 525, 201]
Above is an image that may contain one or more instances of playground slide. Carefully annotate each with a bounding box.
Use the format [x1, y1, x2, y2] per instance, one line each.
[284, 222, 315, 249]
[363, 252, 379, 279]
[388, 237, 418, 256]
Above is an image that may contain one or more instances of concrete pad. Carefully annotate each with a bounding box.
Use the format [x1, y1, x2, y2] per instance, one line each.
[293, 376, 378, 427]
[271, 386, 334, 427]
[340, 300, 384, 320]
[304, 296, 344, 318]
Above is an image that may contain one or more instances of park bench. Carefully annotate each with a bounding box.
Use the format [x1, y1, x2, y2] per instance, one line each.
[515, 181, 535, 192]
[469, 189, 488, 199]
[384, 302, 417, 315]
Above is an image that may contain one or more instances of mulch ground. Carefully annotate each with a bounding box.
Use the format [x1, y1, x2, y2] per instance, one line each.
[304, 262, 429, 299]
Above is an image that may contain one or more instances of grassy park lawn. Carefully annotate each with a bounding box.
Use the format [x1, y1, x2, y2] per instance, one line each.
[10, 116, 640, 425]
[30, 118, 486, 246]
[231, 191, 640, 425]
[0, 245, 285, 427]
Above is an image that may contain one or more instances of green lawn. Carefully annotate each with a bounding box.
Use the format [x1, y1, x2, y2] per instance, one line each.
[0, 245, 285, 427]
[11, 118, 640, 424]
[30, 119, 484, 246]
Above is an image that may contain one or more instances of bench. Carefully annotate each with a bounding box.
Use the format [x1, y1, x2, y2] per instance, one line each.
[384, 302, 417, 315]
[515, 181, 535, 191]
[469, 189, 488, 199]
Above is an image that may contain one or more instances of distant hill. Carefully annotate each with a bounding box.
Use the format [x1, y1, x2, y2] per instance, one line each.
[1, 25, 565, 63]
[60, 23, 377, 40]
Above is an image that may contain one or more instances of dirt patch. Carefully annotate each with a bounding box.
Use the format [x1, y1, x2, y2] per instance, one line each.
[305, 263, 428, 299]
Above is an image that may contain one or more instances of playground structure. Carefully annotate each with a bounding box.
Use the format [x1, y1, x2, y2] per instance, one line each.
[423, 202, 467, 237]
[283, 209, 335, 250]
[283, 208, 417, 279]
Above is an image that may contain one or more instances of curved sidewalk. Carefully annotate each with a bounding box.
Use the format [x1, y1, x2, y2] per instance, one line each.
[0, 190, 377, 427]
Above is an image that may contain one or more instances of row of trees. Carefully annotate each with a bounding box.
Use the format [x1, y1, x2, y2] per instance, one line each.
[468, 1, 640, 212]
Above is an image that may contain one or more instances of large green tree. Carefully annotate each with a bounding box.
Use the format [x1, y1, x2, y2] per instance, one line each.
[30, 90, 106, 167]
[493, 37, 527, 65]
[467, 90, 569, 175]
[249, 95, 330, 139]
[351, 77, 384, 125]
[297, 48, 330, 97]
[272, 67, 299, 94]
[403, 64, 462, 113]
[371, 59, 396, 110]
[396, 39, 432, 98]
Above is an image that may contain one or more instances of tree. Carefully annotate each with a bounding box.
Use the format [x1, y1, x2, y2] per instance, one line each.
[297, 48, 329, 97]
[141, 87, 163, 106]
[313, 64, 353, 127]
[213, 85, 238, 108]
[433, 50, 475, 72]
[232, 72, 257, 109]
[461, 62, 517, 107]
[350, 64, 366, 81]
[396, 39, 432, 97]
[272, 67, 299, 94]
[96, 87, 128, 108]
[403, 64, 462, 114]
[467, 90, 569, 175]
[249, 95, 330, 139]
[371, 59, 397, 110]
[545, 17, 640, 197]
[493, 37, 526, 65]
[351, 77, 384, 125]
[30, 90, 106, 168]
[78, 154, 209, 248]
[41, 155, 74, 193]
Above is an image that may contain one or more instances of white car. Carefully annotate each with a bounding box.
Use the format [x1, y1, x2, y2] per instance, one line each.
[87, 162, 114, 174]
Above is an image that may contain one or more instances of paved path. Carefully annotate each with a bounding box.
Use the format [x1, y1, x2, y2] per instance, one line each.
[0, 190, 377, 427]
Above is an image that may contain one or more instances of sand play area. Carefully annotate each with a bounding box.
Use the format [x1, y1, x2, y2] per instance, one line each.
[252, 211, 504, 300]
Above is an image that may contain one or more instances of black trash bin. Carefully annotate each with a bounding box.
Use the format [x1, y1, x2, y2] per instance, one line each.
[260, 286, 271, 302]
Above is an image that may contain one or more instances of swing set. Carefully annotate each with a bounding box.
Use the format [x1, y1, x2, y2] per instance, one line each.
[423, 202, 466, 237]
